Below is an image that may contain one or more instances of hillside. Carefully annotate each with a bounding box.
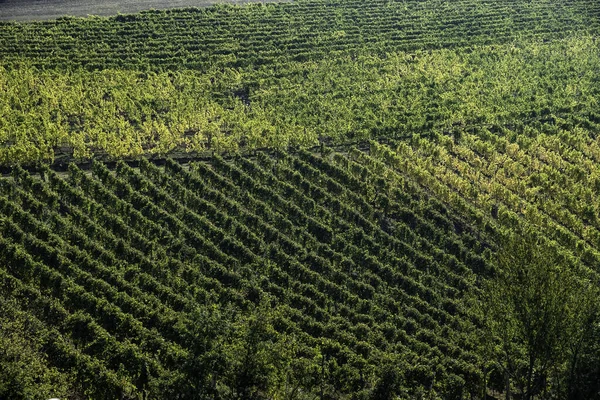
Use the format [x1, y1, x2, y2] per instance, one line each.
[3, 137, 600, 398]
[1, 0, 600, 399]
[1, 147, 493, 398]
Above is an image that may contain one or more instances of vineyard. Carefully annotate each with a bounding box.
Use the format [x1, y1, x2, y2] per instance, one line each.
[2, 0, 600, 399]
[1, 147, 494, 398]
[1, 0, 599, 70]
[2, 138, 600, 398]
[1, 0, 600, 162]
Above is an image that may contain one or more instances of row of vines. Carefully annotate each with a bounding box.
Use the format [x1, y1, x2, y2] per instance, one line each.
[0, 147, 498, 398]
[1, 35, 600, 164]
[1, 0, 598, 71]
[4, 126, 600, 397]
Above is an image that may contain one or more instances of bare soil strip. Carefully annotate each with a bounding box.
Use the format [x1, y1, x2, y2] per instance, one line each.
[0, 0, 287, 21]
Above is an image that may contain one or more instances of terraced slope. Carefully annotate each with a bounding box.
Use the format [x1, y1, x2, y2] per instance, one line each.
[0, 148, 495, 398]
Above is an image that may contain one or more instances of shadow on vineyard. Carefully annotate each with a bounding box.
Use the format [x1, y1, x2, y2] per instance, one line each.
[0, 146, 496, 398]
[1, 142, 600, 398]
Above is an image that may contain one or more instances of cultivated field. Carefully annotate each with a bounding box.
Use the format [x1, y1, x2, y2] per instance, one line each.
[1, 0, 600, 398]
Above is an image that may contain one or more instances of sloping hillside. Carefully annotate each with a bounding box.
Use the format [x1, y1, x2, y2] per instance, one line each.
[0, 147, 494, 398]
[2, 0, 600, 398]
[1, 1, 600, 163]
[3, 129, 600, 397]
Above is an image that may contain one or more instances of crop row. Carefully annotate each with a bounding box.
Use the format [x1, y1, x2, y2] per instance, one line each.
[0, 148, 491, 397]
[368, 126, 600, 278]
[2, 35, 600, 165]
[0, 0, 598, 71]
[4, 130, 598, 396]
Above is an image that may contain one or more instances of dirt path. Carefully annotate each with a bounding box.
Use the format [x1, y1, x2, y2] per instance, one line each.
[0, 0, 288, 21]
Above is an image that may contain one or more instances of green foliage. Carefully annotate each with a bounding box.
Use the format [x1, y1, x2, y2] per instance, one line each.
[1, 0, 600, 398]
[0, 1, 600, 164]
[566, 319, 600, 400]
[478, 231, 599, 399]
[2, 0, 597, 71]
[0, 298, 73, 400]
[0, 149, 492, 398]
[2, 137, 600, 398]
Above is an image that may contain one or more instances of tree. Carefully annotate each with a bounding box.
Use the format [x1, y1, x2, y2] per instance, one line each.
[479, 231, 598, 400]
[0, 299, 74, 400]
[566, 318, 600, 400]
